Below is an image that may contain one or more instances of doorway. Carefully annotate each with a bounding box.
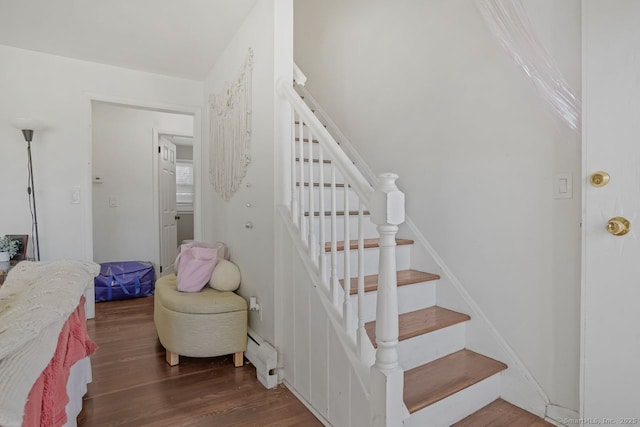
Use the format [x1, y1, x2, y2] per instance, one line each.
[156, 132, 195, 276]
[170, 136, 195, 245]
[91, 101, 197, 277]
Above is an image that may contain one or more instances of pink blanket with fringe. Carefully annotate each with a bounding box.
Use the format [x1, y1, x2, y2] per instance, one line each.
[22, 297, 97, 427]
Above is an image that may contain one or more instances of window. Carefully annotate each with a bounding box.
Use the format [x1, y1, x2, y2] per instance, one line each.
[176, 160, 194, 210]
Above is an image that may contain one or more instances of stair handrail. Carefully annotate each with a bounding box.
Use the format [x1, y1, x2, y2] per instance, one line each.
[277, 78, 375, 205]
[293, 63, 307, 86]
[277, 75, 405, 426]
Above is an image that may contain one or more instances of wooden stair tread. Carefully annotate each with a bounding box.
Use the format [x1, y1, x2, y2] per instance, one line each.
[452, 398, 554, 427]
[296, 182, 345, 188]
[342, 269, 440, 295]
[404, 349, 507, 414]
[324, 238, 414, 252]
[365, 306, 470, 347]
[295, 137, 320, 143]
[295, 121, 327, 128]
[295, 157, 331, 164]
[304, 210, 370, 217]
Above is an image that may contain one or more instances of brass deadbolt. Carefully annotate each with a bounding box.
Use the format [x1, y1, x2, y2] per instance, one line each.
[607, 217, 630, 236]
[590, 171, 610, 187]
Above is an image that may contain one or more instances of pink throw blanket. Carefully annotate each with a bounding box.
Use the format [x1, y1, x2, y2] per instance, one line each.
[22, 297, 97, 427]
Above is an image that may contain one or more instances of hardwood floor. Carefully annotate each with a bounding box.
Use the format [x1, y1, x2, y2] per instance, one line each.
[78, 297, 322, 426]
[453, 399, 554, 426]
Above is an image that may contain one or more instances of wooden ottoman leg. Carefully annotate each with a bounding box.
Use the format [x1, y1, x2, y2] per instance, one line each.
[166, 350, 179, 366]
[234, 352, 244, 368]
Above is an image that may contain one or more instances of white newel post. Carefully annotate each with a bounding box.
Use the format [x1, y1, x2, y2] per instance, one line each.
[370, 173, 405, 427]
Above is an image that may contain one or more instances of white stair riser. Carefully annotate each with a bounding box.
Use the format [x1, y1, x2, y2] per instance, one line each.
[404, 373, 503, 427]
[351, 279, 437, 323]
[302, 214, 378, 242]
[295, 161, 344, 185]
[323, 245, 411, 278]
[295, 186, 362, 213]
[398, 323, 466, 371]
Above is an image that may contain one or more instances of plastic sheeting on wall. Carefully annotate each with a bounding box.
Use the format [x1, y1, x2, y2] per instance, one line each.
[476, 0, 581, 133]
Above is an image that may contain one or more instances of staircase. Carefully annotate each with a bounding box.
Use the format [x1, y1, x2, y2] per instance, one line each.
[276, 72, 553, 426]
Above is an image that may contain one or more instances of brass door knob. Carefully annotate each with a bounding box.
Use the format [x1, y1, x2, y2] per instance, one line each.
[607, 217, 630, 236]
[590, 171, 610, 187]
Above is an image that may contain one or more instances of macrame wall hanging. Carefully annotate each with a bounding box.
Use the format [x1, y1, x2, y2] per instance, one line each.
[475, 0, 581, 133]
[209, 48, 253, 201]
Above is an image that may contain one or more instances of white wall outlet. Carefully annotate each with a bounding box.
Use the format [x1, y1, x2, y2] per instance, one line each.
[249, 296, 263, 320]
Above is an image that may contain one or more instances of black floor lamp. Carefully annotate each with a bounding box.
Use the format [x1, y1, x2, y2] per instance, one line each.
[12, 118, 42, 261]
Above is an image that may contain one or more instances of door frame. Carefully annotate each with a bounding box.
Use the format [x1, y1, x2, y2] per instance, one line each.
[85, 93, 203, 264]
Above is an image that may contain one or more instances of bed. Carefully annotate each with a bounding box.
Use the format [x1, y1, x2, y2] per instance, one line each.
[0, 260, 99, 427]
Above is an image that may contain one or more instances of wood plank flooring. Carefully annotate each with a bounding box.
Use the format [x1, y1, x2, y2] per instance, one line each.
[78, 297, 322, 427]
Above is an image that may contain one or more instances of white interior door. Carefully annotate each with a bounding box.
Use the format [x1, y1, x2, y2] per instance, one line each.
[582, 1, 640, 419]
[159, 138, 177, 276]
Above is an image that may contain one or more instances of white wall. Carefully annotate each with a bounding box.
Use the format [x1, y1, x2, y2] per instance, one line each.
[91, 103, 193, 264]
[202, 0, 292, 344]
[176, 144, 193, 161]
[0, 45, 202, 261]
[295, 0, 581, 411]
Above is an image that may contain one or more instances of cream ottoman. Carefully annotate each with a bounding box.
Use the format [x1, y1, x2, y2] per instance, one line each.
[154, 274, 247, 367]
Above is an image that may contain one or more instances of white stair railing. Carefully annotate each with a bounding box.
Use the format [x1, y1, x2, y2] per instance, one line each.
[277, 74, 406, 426]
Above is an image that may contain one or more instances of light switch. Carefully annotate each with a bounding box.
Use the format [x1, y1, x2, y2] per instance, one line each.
[559, 178, 568, 193]
[109, 196, 117, 207]
[553, 173, 572, 199]
[71, 187, 81, 204]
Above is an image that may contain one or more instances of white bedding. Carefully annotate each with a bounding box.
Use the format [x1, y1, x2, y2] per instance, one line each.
[0, 260, 99, 427]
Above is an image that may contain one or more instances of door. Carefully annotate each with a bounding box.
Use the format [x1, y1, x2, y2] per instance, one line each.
[159, 138, 178, 276]
[582, 1, 640, 419]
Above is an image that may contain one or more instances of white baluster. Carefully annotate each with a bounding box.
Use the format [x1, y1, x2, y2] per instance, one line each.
[308, 129, 317, 262]
[343, 184, 354, 333]
[298, 116, 306, 241]
[330, 165, 340, 307]
[318, 146, 327, 285]
[357, 201, 367, 360]
[370, 173, 405, 427]
[291, 110, 298, 225]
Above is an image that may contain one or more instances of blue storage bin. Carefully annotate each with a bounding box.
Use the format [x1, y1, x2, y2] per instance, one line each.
[95, 261, 155, 302]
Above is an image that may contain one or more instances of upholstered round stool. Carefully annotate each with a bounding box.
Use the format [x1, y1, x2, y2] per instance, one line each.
[153, 274, 247, 367]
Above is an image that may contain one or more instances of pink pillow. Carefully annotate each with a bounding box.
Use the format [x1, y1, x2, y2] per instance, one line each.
[176, 245, 219, 292]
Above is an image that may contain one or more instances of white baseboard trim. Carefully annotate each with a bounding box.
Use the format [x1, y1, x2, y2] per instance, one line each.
[545, 404, 578, 426]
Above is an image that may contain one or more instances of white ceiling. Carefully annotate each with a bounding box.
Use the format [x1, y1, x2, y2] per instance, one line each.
[0, 0, 257, 80]
[168, 135, 194, 146]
